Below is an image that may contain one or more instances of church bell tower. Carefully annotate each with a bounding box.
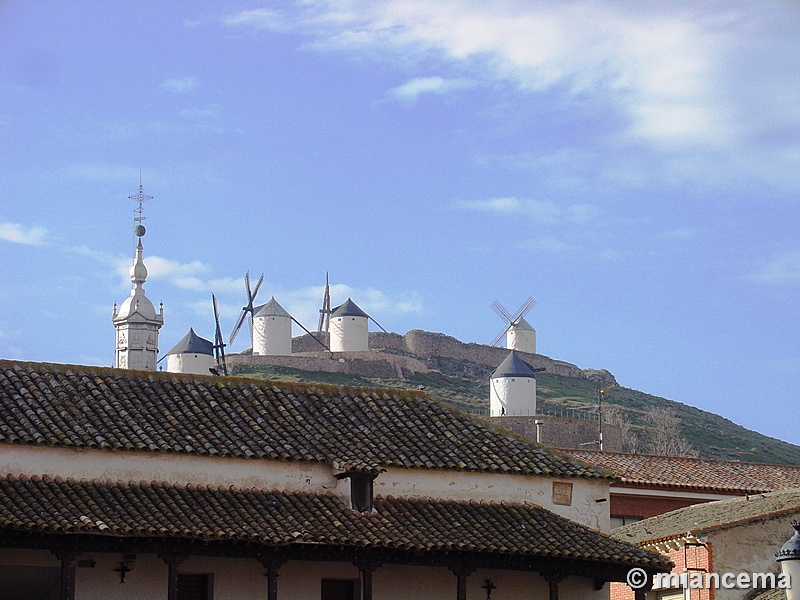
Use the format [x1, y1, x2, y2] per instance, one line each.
[112, 177, 163, 370]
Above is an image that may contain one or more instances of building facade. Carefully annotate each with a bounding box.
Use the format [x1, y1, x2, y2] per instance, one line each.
[0, 359, 670, 600]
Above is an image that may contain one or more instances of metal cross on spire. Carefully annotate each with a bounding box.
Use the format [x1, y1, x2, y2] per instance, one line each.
[128, 170, 153, 237]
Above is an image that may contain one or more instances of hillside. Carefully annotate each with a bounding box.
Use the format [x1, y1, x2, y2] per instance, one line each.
[229, 331, 800, 466]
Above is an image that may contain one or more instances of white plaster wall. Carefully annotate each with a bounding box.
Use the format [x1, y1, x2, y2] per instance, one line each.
[166, 353, 216, 375]
[75, 553, 167, 600]
[375, 467, 610, 531]
[0, 445, 610, 530]
[710, 514, 800, 600]
[330, 316, 368, 352]
[253, 316, 292, 356]
[0, 551, 610, 600]
[0, 444, 344, 499]
[507, 326, 536, 354]
[489, 376, 537, 416]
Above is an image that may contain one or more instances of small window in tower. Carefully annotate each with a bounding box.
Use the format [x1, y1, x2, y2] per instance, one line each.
[552, 482, 573, 506]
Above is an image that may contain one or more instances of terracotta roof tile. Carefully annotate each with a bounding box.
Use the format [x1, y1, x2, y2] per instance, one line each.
[0, 360, 605, 479]
[564, 450, 800, 493]
[0, 474, 669, 570]
[612, 488, 800, 544]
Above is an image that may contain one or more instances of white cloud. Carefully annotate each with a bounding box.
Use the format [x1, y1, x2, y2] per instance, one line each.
[750, 250, 800, 285]
[178, 105, 221, 119]
[516, 236, 575, 254]
[385, 76, 476, 105]
[455, 197, 597, 225]
[130, 256, 212, 290]
[227, 1, 800, 162]
[0, 222, 48, 246]
[222, 9, 291, 32]
[158, 76, 201, 94]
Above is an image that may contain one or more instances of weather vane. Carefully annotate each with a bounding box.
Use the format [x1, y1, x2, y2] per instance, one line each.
[128, 170, 153, 237]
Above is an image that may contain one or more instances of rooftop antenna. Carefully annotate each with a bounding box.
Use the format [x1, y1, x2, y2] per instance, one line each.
[317, 272, 331, 333]
[597, 383, 617, 451]
[212, 293, 228, 376]
[128, 170, 153, 239]
[229, 270, 264, 349]
[490, 296, 536, 347]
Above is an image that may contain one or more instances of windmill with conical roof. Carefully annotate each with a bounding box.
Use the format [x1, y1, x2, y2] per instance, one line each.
[329, 298, 386, 352]
[164, 328, 215, 375]
[490, 297, 537, 354]
[489, 350, 538, 417]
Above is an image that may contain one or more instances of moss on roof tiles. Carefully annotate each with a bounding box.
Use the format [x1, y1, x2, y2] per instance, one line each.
[612, 488, 800, 544]
[565, 449, 800, 493]
[0, 474, 668, 569]
[0, 360, 606, 479]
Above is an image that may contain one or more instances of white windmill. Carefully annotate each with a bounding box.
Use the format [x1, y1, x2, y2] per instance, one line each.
[164, 328, 215, 375]
[490, 297, 537, 354]
[229, 271, 264, 351]
[252, 295, 329, 356]
[329, 298, 386, 352]
[253, 297, 292, 355]
[489, 350, 538, 417]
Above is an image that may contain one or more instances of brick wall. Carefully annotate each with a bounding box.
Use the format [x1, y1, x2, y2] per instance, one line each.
[611, 491, 715, 520]
[611, 544, 713, 600]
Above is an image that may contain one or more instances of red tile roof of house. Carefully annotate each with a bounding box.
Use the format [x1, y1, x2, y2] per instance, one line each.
[0, 473, 671, 572]
[612, 488, 800, 545]
[564, 449, 800, 493]
[0, 360, 606, 479]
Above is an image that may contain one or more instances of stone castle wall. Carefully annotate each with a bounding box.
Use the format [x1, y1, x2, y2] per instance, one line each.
[228, 350, 429, 380]
[262, 329, 614, 383]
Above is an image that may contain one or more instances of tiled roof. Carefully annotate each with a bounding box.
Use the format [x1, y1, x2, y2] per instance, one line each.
[0, 474, 669, 570]
[612, 488, 800, 545]
[564, 450, 800, 493]
[751, 589, 787, 600]
[0, 360, 604, 479]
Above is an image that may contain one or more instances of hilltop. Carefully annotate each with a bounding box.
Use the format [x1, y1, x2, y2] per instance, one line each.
[228, 329, 800, 466]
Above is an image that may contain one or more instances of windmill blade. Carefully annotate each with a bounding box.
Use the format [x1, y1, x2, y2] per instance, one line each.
[490, 323, 512, 347]
[369, 316, 388, 333]
[292, 316, 330, 351]
[229, 308, 248, 345]
[212, 293, 228, 376]
[511, 296, 536, 323]
[318, 272, 331, 333]
[251, 273, 264, 303]
[491, 300, 514, 323]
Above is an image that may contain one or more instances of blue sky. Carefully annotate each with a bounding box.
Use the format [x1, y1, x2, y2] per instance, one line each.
[1, 2, 799, 445]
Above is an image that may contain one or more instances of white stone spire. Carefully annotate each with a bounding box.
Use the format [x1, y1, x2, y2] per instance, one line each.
[112, 177, 163, 370]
